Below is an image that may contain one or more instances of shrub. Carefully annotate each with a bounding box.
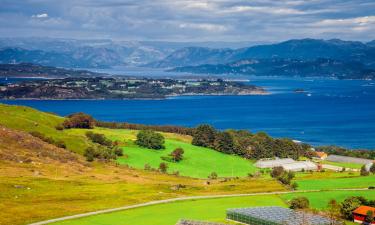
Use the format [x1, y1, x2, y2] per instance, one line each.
[55, 124, 64, 131]
[169, 148, 184, 162]
[340, 197, 363, 220]
[159, 162, 168, 173]
[55, 140, 66, 149]
[291, 182, 298, 190]
[63, 112, 95, 129]
[84, 147, 96, 162]
[370, 164, 375, 174]
[290, 197, 309, 209]
[86, 131, 112, 147]
[113, 147, 123, 156]
[144, 163, 151, 170]
[271, 166, 284, 178]
[208, 172, 218, 179]
[136, 130, 165, 150]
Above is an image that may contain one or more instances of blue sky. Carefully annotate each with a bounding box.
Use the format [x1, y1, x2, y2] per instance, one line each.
[0, 0, 374, 42]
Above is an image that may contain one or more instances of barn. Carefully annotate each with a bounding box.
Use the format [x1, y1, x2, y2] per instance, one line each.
[353, 206, 375, 224]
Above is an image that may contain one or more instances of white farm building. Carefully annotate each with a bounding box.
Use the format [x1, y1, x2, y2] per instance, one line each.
[255, 158, 317, 171]
[255, 158, 295, 168]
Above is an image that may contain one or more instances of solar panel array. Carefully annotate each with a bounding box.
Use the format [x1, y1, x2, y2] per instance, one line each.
[227, 207, 334, 225]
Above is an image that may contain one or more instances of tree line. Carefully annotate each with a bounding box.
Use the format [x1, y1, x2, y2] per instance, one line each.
[191, 124, 314, 160]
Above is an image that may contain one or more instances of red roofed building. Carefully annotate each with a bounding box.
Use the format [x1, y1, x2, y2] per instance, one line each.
[315, 151, 328, 160]
[353, 206, 375, 224]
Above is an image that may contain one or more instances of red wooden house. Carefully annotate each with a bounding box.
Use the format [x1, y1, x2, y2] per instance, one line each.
[353, 206, 375, 224]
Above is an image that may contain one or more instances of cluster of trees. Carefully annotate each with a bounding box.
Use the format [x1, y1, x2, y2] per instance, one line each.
[316, 145, 375, 160]
[338, 196, 375, 221]
[271, 166, 296, 187]
[83, 131, 122, 162]
[96, 121, 193, 136]
[192, 125, 313, 160]
[29, 131, 66, 149]
[136, 130, 165, 150]
[62, 113, 95, 129]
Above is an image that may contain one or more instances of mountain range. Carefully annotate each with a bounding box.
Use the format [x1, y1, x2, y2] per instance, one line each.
[1, 38, 375, 79]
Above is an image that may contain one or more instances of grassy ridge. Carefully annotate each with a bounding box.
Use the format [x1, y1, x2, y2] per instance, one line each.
[52, 190, 375, 225]
[0, 104, 90, 154]
[295, 175, 375, 190]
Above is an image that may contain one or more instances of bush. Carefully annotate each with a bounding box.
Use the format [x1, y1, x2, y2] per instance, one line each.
[86, 131, 112, 147]
[169, 148, 184, 162]
[55, 140, 67, 149]
[340, 197, 363, 220]
[271, 166, 285, 178]
[84, 147, 96, 162]
[144, 163, 151, 170]
[113, 147, 123, 156]
[208, 172, 218, 179]
[159, 162, 168, 173]
[63, 112, 95, 129]
[55, 124, 64, 131]
[136, 130, 165, 150]
[290, 197, 309, 209]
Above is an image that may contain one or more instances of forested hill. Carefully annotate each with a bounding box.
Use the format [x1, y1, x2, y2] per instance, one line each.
[0, 63, 102, 78]
[171, 58, 375, 80]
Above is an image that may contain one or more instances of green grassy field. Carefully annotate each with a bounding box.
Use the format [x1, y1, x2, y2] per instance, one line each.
[322, 160, 364, 169]
[66, 128, 257, 178]
[52, 190, 375, 225]
[295, 174, 375, 190]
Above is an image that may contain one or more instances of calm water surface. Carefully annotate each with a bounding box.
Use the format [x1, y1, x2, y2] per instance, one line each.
[1, 76, 375, 149]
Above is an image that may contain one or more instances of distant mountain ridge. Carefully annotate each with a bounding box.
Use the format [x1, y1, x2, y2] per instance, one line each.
[152, 39, 375, 69]
[172, 58, 375, 80]
[0, 38, 259, 68]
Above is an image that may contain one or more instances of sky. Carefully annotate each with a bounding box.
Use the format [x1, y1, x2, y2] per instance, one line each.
[0, 0, 374, 42]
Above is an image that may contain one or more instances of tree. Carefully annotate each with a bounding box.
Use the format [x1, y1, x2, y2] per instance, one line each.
[289, 197, 309, 209]
[360, 165, 370, 176]
[208, 172, 218, 179]
[327, 199, 341, 225]
[192, 124, 216, 148]
[159, 162, 168, 173]
[370, 164, 375, 174]
[63, 112, 95, 129]
[136, 130, 165, 150]
[214, 131, 234, 154]
[340, 197, 362, 220]
[365, 210, 374, 223]
[169, 148, 184, 162]
[271, 166, 284, 178]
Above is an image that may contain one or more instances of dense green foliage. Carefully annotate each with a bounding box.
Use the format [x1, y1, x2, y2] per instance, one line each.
[192, 126, 313, 160]
[340, 196, 375, 220]
[85, 131, 113, 147]
[270, 167, 295, 185]
[96, 121, 194, 135]
[136, 130, 165, 150]
[289, 196, 310, 209]
[62, 113, 95, 129]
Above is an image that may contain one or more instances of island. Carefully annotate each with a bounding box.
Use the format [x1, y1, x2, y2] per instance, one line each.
[0, 77, 267, 99]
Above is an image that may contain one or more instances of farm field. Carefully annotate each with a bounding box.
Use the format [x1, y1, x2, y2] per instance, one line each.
[322, 160, 364, 169]
[295, 174, 375, 190]
[52, 190, 375, 225]
[66, 128, 257, 178]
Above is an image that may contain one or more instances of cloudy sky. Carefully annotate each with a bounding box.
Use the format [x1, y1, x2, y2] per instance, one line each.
[0, 0, 374, 42]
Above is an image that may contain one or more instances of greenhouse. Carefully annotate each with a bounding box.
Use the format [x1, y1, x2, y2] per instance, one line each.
[281, 161, 317, 171]
[255, 158, 295, 168]
[226, 206, 334, 225]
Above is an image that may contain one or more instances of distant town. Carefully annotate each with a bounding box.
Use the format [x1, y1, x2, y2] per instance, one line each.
[0, 77, 267, 99]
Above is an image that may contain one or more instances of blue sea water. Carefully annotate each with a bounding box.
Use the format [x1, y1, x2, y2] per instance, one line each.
[1, 76, 375, 149]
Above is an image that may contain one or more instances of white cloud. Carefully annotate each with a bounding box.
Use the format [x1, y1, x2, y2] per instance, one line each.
[32, 13, 49, 18]
[179, 22, 227, 32]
